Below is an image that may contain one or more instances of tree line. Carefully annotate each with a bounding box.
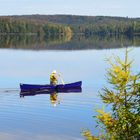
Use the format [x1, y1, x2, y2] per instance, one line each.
[0, 15, 140, 36]
[72, 21, 140, 36]
[0, 17, 72, 37]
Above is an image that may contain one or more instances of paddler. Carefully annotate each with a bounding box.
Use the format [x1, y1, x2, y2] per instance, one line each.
[50, 70, 58, 85]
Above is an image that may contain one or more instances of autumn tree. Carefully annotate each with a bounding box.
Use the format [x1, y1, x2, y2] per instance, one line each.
[83, 49, 140, 140]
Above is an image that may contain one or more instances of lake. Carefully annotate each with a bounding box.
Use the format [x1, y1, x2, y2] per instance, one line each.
[0, 35, 140, 140]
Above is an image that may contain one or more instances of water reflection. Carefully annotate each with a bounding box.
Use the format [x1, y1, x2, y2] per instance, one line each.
[0, 35, 140, 50]
[50, 92, 58, 106]
[1, 47, 140, 139]
[20, 88, 82, 106]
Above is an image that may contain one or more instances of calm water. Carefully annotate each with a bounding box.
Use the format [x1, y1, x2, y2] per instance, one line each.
[0, 35, 140, 140]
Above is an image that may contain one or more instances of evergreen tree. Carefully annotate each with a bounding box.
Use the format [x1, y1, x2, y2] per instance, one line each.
[83, 49, 140, 140]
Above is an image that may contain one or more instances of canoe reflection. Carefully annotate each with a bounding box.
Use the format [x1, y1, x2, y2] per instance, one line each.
[20, 88, 82, 106]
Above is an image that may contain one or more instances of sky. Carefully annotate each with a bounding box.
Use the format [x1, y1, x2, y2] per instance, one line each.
[0, 0, 139, 17]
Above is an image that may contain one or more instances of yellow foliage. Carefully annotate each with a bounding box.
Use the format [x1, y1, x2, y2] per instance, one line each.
[96, 109, 116, 132]
[82, 130, 99, 140]
[82, 50, 140, 139]
[110, 64, 130, 86]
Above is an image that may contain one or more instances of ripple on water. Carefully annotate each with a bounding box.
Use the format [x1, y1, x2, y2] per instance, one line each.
[0, 88, 102, 139]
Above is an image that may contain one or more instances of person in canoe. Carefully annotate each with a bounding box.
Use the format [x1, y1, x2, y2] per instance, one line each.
[50, 70, 65, 85]
[50, 70, 58, 85]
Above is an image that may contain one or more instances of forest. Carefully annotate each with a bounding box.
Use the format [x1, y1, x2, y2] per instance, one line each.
[0, 17, 72, 38]
[0, 15, 140, 36]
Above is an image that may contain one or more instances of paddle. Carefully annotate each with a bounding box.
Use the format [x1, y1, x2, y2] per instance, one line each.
[58, 73, 65, 85]
[58, 73, 65, 104]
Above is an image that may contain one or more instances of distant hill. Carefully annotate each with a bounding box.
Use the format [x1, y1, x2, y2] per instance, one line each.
[4, 14, 140, 25]
[0, 15, 140, 36]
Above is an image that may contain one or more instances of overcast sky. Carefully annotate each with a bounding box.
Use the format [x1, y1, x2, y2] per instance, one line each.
[0, 0, 139, 17]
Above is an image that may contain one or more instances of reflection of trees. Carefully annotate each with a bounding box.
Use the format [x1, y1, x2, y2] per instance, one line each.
[0, 35, 72, 49]
[70, 35, 140, 49]
[0, 35, 140, 50]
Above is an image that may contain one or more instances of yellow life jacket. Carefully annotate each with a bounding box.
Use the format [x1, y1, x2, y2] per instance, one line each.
[50, 73, 57, 85]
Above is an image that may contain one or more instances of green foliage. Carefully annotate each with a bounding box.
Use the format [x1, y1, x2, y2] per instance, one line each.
[99, 50, 140, 139]
[43, 24, 72, 38]
[83, 49, 140, 140]
[0, 17, 72, 38]
[0, 15, 140, 36]
[71, 21, 140, 36]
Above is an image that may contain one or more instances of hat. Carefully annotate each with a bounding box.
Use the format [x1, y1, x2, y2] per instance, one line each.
[52, 70, 57, 74]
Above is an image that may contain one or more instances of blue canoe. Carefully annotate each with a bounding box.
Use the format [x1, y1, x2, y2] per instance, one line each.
[20, 81, 82, 93]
